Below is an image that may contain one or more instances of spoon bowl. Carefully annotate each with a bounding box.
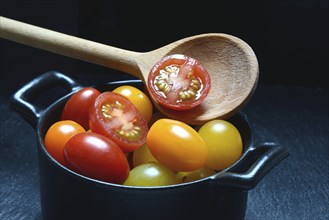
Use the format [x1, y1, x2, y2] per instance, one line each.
[0, 16, 258, 124]
[145, 34, 259, 124]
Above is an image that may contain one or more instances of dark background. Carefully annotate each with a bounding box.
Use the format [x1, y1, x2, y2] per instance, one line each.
[1, 0, 328, 98]
[1, 1, 328, 220]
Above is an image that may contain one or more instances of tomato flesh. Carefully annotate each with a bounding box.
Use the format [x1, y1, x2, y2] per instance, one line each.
[112, 85, 153, 123]
[89, 92, 148, 153]
[148, 54, 211, 110]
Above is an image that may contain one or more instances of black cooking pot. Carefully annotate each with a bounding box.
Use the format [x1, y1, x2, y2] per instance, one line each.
[9, 71, 289, 220]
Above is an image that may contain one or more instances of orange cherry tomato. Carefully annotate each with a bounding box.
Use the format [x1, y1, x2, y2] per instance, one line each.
[147, 118, 207, 172]
[44, 120, 85, 165]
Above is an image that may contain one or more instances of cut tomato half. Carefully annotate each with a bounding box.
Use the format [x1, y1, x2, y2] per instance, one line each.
[89, 92, 148, 153]
[147, 54, 211, 110]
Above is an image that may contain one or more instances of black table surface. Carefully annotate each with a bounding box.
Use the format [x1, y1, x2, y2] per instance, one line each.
[1, 81, 328, 220]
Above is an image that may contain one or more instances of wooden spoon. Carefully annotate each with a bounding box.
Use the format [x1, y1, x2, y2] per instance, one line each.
[0, 16, 259, 125]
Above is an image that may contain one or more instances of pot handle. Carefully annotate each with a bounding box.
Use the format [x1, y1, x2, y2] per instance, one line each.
[210, 142, 289, 190]
[9, 71, 81, 128]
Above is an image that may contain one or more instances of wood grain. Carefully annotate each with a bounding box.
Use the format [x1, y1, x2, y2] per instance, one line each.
[0, 16, 258, 124]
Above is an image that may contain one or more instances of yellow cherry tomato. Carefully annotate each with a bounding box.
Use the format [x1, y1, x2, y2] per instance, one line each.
[176, 167, 216, 183]
[123, 162, 177, 187]
[132, 143, 158, 167]
[198, 120, 243, 170]
[112, 85, 153, 123]
[147, 119, 207, 172]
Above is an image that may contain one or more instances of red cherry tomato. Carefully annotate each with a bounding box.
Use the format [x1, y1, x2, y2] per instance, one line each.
[147, 54, 211, 110]
[89, 92, 148, 153]
[61, 87, 101, 130]
[63, 132, 130, 184]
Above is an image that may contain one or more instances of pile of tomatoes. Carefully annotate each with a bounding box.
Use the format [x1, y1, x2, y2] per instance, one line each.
[44, 85, 243, 186]
[44, 54, 243, 186]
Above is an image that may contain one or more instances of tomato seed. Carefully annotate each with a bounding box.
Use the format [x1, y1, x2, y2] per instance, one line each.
[116, 126, 141, 141]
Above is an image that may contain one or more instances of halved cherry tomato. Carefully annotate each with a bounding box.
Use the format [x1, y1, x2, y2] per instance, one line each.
[147, 54, 211, 110]
[147, 118, 207, 172]
[61, 87, 101, 130]
[112, 85, 153, 123]
[89, 92, 148, 153]
[63, 132, 130, 184]
[44, 120, 85, 165]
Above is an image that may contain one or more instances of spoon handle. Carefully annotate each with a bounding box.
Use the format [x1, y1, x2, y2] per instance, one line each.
[0, 16, 142, 78]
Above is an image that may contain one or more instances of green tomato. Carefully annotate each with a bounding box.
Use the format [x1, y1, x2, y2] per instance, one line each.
[176, 167, 216, 183]
[198, 120, 242, 170]
[123, 163, 177, 187]
[132, 143, 158, 167]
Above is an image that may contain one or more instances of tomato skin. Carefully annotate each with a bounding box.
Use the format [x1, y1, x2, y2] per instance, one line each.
[89, 92, 148, 153]
[61, 87, 101, 130]
[123, 162, 177, 187]
[112, 85, 153, 123]
[198, 120, 243, 170]
[63, 132, 130, 184]
[44, 120, 85, 165]
[132, 143, 158, 167]
[176, 167, 216, 183]
[147, 54, 211, 110]
[147, 118, 207, 172]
